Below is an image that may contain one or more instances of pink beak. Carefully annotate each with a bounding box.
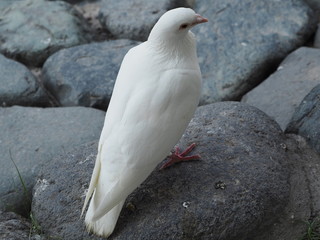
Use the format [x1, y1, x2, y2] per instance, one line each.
[195, 14, 208, 24]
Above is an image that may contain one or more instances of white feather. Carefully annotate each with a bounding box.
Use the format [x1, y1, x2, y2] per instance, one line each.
[82, 7, 207, 237]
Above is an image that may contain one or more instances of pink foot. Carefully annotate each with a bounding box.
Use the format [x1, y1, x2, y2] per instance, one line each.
[160, 143, 201, 170]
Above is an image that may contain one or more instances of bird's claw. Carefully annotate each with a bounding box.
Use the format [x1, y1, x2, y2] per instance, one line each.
[160, 143, 200, 170]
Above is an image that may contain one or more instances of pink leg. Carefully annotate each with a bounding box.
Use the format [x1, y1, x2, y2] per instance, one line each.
[160, 143, 201, 170]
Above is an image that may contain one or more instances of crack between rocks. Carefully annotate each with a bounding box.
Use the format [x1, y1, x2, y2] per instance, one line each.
[288, 94, 320, 132]
[32, 69, 60, 107]
[20, 76, 38, 97]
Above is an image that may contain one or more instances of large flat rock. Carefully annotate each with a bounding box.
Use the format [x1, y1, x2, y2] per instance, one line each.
[32, 102, 290, 240]
[194, 0, 316, 104]
[242, 47, 320, 130]
[0, 106, 104, 216]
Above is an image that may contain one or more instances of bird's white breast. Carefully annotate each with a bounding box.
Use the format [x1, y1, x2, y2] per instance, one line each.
[100, 41, 201, 171]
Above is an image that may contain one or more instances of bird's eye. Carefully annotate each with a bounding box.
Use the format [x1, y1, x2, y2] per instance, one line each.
[179, 23, 189, 30]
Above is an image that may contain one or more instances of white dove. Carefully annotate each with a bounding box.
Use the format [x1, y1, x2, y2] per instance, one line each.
[82, 7, 208, 237]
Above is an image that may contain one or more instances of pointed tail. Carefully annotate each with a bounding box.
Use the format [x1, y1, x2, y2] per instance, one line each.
[81, 148, 102, 217]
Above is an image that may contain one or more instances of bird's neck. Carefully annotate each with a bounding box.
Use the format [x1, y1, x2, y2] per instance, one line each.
[147, 32, 198, 68]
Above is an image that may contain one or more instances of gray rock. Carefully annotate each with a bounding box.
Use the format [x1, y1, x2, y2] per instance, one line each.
[193, 0, 316, 104]
[286, 84, 320, 154]
[304, 0, 320, 12]
[0, 211, 44, 240]
[0, 0, 21, 9]
[314, 24, 320, 48]
[33, 142, 104, 240]
[0, 54, 49, 107]
[32, 102, 290, 240]
[255, 134, 320, 240]
[74, 1, 112, 42]
[61, 0, 89, 4]
[98, 0, 192, 41]
[0, 106, 105, 217]
[42, 40, 139, 110]
[242, 47, 320, 130]
[0, 0, 92, 67]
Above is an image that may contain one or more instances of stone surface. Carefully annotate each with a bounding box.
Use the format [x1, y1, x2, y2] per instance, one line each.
[32, 142, 103, 240]
[74, 1, 111, 42]
[193, 0, 316, 104]
[305, 0, 320, 12]
[256, 134, 320, 240]
[32, 102, 290, 240]
[242, 47, 320, 130]
[62, 0, 88, 4]
[0, 106, 105, 217]
[0, 0, 92, 67]
[42, 40, 139, 110]
[0, 211, 44, 240]
[0, 54, 49, 107]
[0, 0, 20, 9]
[286, 84, 320, 154]
[314, 24, 320, 48]
[98, 0, 192, 41]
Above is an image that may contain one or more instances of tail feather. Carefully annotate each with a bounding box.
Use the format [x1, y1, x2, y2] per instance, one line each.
[90, 166, 154, 221]
[85, 197, 125, 238]
[81, 149, 102, 216]
[82, 146, 126, 238]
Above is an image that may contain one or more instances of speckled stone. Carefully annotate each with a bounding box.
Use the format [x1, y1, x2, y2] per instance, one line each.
[32, 102, 290, 240]
[42, 40, 139, 110]
[0, 0, 92, 67]
[193, 0, 316, 104]
[0, 106, 104, 216]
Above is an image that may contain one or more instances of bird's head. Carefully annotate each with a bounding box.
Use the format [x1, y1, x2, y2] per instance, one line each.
[148, 8, 208, 43]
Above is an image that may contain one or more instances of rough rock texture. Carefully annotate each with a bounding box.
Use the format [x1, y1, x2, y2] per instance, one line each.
[0, 106, 105, 217]
[242, 47, 320, 130]
[314, 24, 320, 48]
[74, 1, 111, 42]
[0, 0, 92, 67]
[32, 102, 290, 240]
[0, 0, 20, 9]
[33, 142, 103, 240]
[305, 0, 320, 12]
[286, 84, 320, 154]
[255, 134, 320, 240]
[98, 0, 192, 41]
[0, 54, 49, 107]
[193, 0, 316, 104]
[0, 211, 43, 240]
[62, 0, 88, 4]
[42, 40, 139, 110]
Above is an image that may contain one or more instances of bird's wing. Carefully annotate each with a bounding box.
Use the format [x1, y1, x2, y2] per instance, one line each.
[81, 146, 101, 216]
[82, 42, 201, 220]
[81, 44, 143, 216]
